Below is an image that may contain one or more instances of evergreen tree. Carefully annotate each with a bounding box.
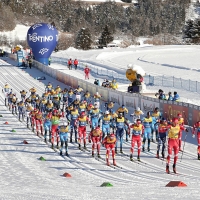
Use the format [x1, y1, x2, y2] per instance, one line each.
[76, 28, 92, 50]
[100, 25, 114, 46]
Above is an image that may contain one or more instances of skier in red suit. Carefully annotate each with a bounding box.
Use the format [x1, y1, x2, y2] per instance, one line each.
[84, 65, 90, 80]
[75, 112, 90, 150]
[102, 133, 117, 166]
[88, 126, 102, 157]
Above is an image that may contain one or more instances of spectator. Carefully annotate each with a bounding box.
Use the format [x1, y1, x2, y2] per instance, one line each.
[168, 92, 173, 101]
[173, 91, 180, 101]
[84, 65, 90, 80]
[48, 57, 51, 65]
[68, 58, 72, 70]
[28, 58, 32, 69]
[155, 89, 166, 100]
[105, 79, 110, 88]
[102, 79, 107, 87]
[94, 79, 100, 86]
[74, 59, 78, 70]
[110, 79, 118, 90]
[22, 57, 26, 67]
[94, 79, 98, 85]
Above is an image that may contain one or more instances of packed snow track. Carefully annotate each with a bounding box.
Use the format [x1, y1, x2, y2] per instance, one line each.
[0, 63, 200, 199]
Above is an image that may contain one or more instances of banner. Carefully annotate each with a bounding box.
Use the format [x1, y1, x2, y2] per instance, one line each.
[109, 90, 122, 106]
[163, 103, 189, 124]
[141, 98, 160, 113]
[123, 94, 139, 109]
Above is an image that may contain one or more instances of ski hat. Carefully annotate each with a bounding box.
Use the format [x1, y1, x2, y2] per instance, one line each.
[105, 110, 109, 115]
[136, 107, 140, 111]
[49, 100, 52, 104]
[122, 104, 125, 108]
[63, 122, 68, 126]
[94, 104, 98, 108]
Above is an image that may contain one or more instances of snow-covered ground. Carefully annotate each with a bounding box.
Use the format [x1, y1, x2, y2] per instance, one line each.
[52, 45, 200, 106]
[1, 58, 200, 199]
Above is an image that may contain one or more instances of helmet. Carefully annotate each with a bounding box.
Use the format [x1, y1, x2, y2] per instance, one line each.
[136, 107, 140, 111]
[63, 122, 68, 126]
[105, 110, 109, 115]
[136, 119, 141, 124]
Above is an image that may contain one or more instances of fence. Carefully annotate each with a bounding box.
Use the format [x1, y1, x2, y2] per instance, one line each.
[52, 56, 200, 94]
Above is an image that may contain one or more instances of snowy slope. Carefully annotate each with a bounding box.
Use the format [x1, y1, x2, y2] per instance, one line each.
[0, 58, 200, 199]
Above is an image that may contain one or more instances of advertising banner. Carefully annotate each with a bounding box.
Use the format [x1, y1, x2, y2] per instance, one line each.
[72, 78, 78, 89]
[163, 103, 189, 125]
[141, 98, 160, 113]
[109, 90, 122, 106]
[191, 104, 200, 125]
[123, 94, 139, 109]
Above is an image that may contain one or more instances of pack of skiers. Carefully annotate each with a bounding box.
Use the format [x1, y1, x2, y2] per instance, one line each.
[3, 82, 198, 174]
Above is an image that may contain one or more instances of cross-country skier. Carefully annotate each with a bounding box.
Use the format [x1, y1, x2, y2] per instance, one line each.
[115, 113, 128, 153]
[166, 117, 188, 174]
[130, 107, 144, 123]
[142, 111, 153, 152]
[46, 100, 54, 113]
[116, 104, 128, 117]
[93, 92, 101, 109]
[74, 85, 83, 101]
[192, 121, 200, 160]
[51, 109, 64, 149]
[151, 107, 162, 142]
[88, 126, 102, 157]
[20, 90, 27, 101]
[35, 111, 43, 136]
[156, 118, 169, 159]
[102, 133, 117, 166]
[68, 88, 74, 106]
[17, 100, 25, 121]
[25, 103, 33, 128]
[129, 119, 144, 161]
[43, 113, 52, 143]
[98, 110, 112, 141]
[105, 101, 115, 112]
[67, 106, 79, 143]
[89, 104, 102, 130]
[57, 122, 70, 156]
[75, 112, 90, 150]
